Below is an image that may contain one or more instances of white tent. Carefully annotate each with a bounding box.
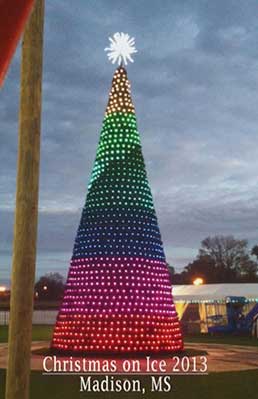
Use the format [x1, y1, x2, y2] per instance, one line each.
[173, 283, 258, 303]
[172, 284, 258, 333]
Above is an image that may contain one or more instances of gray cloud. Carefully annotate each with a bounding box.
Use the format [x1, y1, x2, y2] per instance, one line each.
[1, 0, 258, 282]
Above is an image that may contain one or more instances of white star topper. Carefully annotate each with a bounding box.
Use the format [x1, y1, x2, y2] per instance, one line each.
[105, 32, 137, 65]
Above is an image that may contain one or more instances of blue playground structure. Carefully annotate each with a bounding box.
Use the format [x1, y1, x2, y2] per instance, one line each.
[208, 296, 258, 334]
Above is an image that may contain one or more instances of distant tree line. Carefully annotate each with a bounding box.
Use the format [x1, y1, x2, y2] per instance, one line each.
[168, 235, 258, 284]
[35, 272, 65, 300]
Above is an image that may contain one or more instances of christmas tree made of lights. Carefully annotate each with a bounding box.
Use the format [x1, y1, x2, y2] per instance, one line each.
[51, 34, 183, 354]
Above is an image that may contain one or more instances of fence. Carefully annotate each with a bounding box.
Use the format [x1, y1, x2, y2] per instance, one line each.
[0, 310, 58, 325]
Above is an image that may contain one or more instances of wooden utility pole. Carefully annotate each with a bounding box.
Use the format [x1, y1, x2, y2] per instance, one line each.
[5, 1, 44, 399]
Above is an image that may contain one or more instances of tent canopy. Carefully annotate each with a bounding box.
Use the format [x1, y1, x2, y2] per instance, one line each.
[173, 284, 258, 303]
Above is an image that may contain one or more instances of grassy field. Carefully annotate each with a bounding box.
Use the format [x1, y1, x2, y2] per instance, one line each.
[1, 325, 258, 346]
[185, 333, 258, 347]
[0, 325, 52, 343]
[0, 369, 258, 399]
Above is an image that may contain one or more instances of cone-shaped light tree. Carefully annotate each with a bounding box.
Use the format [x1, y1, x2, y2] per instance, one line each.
[51, 33, 183, 354]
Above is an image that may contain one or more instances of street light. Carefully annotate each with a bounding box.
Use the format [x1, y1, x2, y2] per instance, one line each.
[193, 277, 204, 286]
[0, 286, 7, 293]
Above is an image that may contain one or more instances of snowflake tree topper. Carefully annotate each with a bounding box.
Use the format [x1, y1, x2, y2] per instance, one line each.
[105, 32, 137, 66]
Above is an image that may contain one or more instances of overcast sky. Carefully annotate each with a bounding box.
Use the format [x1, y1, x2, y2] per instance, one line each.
[1, 0, 258, 283]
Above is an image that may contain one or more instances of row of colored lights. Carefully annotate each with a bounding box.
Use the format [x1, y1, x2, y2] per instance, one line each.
[70, 256, 167, 263]
[61, 298, 174, 306]
[97, 131, 140, 143]
[64, 285, 173, 293]
[53, 334, 182, 343]
[64, 283, 171, 291]
[53, 333, 181, 343]
[100, 125, 138, 135]
[61, 295, 176, 304]
[52, 336, 182, 351]
[58, 307, 177, 314]
[70, 256, 166, 263]
[66, 269, 171, 279]
[85, 201, 154, 208]
[57, 313, 178, 320]
[67, 271, 170, 280]
[78, 220, 159, 228]
[69, 258, 167, 269]
[101, 118, 138, 134]
[72, 250, 165, 258]
[76, 217, 160, 226]
[52, 345, 183, 352]
[64, 288, 173, 295]
[75, 231, 163, 239]
[68, 263, 170, 274]
[89, 164, 149, 176]
[64, 277, 173, 289]
[85, 203, 156, 210]
[77, 226, 159, 237]
[54, 327, 180, 334]
[63, 293, 174, 302]
[87, 185, 153, 195]
[81, 208, 158, 216]
[89, 167, 148, 185]
[61, 296, 175, 303]
[73, 236, 164, 245]
[53, 324, 181, 334]
[76, 231, 161, 240]
[73, 241, 164, 249]
[76, 223, 162, 232]
[52, 326, 182, 338]
[90, 170, 148, 179]
[87, 178, 152, 194]
[74, 238, 164, 246]
[53, 327, 181, 335]
[53, 329, 181, 338]
[72, 251, 165, 259]
[77, 224, 160, 233]
[96, 144, 142, 156]
[58, 309, 177, 316]
[53, 321, 181, 331]
[63, 292, 174, 301]
[86, 195, 154, 204]
[76, 230, 161, 237]
[87, 190, 154, 200]
[88, 175, 150, 188]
